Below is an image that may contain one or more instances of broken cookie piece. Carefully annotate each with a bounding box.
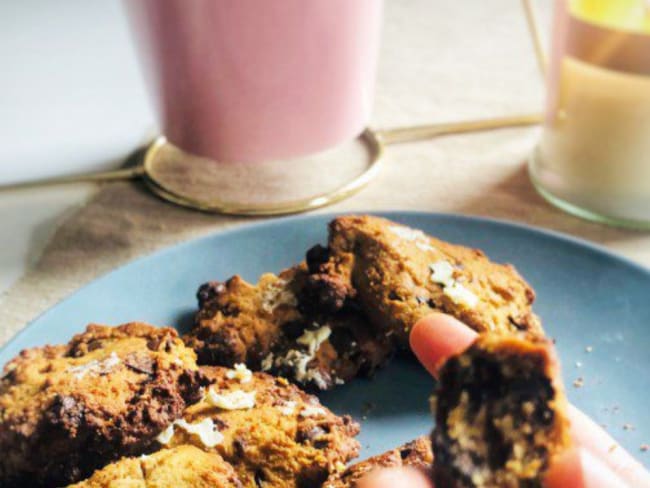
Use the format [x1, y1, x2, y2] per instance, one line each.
[305, 215, 543, 345]
[67, 445, 243, 488]
[323, 436, 433, 488]
[0, 323, 206, 487]
[157, 365, 361, 488]
[432, 334, 570, 488]
[184, 263, 393, 390]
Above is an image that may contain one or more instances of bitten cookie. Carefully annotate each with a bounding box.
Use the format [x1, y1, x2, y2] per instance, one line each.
[432, 334, 570, 488]
[184, 263, 393, 390]
[0, 323, 205, 487]
[323, 436, 433, 488]
[68, 445, 243, 488]
[305, 215, 542, 345]
[155, 365, 361, 488]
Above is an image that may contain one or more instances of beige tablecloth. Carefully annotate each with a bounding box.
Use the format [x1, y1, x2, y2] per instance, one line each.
[1, 0, 649, 347]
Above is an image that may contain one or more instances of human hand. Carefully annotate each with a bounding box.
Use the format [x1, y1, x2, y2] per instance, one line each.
[359, 313, 650, 488]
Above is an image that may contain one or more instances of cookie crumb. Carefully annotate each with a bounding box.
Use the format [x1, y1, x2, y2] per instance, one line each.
[641, 444, 649, 452]
[585, 346, 593, 353]
[623, 423, 635, 431]
[575, 361, 582, 368]
[361, 402, 376, 417]
[573, 377, 584, 388]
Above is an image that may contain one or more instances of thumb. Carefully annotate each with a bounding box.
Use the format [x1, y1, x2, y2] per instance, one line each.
[357, 467, 433, 488]
[545, 448, 632, 488]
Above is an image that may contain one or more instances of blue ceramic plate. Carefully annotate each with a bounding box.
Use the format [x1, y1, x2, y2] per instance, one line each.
[1, 212, 649, 466]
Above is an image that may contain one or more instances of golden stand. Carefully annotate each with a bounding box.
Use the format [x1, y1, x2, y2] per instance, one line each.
[0, 114, 540, 216]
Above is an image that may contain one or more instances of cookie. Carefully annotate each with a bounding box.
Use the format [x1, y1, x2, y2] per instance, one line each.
[432, 334, 570, 488]
[305, 215, 542, 345]
[323, 437, 433, 488]
[184, 263, 393, 390]
[68, 445, 242, 488]
[0, 323, 206, 487]
[155, 365, 361, 488]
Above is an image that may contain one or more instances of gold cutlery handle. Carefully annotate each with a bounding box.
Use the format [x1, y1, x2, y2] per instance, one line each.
[521, 0, 548, 76]
[0, 167, 144, 192]
[377, 113, 542, 145]
[0, 113, 542, 193]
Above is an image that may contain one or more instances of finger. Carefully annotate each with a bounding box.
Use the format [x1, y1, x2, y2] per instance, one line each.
[568, 405, 650, 487]
[409, 312, 477, 378]
[357, 467, 433, 488]
[545, 448, 630, 488]
[409, 314, 650, 486]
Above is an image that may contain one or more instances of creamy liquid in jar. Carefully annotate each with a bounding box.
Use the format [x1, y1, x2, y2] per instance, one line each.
[531, 0, 650, 224]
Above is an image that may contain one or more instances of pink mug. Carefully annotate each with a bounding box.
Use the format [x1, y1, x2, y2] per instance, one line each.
[124, 0, 384, 163]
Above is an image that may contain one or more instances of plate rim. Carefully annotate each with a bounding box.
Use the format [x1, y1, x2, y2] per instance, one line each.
[2, 210, 649, 357]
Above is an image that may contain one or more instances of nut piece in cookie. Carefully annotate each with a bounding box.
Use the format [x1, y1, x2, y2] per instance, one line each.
[155, 365, 361, 488]
[305, 215, 542, 345]
[324, 436, 433, 488]
[67, 445, 243, 488]
[184, 263, 393, 390]
[432, 334, 570, 488]
[0, 323, 206, 487]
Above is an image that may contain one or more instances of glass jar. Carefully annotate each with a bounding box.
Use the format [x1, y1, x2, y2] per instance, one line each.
[530, 0, 650, 228]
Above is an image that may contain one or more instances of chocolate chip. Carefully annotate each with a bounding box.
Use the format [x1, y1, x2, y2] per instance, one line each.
[508, 316, 528, 331]
[283, 320, 307, 340]
[254, 468, 267, 488]
[220, 304, 240, 317]
[302, 274, 349, 312]
[329, 328, 357, 355]
[196, 281, 225, 307]
[233, 438, 246, 458]
[1, 368, 17, 383]
[305, 244, 330, 273]
[313, 438, 330, 449]
[400, 447, 413, 460]
[46, 395, 85, 432]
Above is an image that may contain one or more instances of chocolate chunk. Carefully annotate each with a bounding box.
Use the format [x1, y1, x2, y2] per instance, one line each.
[197, 281, 226, 308]
[306, 244, 331, 273]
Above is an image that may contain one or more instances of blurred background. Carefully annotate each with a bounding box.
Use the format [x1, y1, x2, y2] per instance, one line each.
[1, 0, 549, 292]
[0, 0, 547, 183]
